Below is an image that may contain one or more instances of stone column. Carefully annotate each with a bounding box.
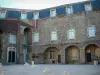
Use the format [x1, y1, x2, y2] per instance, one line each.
[60, 49, 65, 64]
[80, 48, 85, 64]
[27, 29, 32, 64]
[16, 23, 21, 64]
[19, 25, 26, 64]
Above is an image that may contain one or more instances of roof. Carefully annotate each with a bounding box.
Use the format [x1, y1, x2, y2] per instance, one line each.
[0, 0, 100, 19]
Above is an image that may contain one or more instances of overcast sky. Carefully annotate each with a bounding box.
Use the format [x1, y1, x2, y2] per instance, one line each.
[0, 0, 87, 10]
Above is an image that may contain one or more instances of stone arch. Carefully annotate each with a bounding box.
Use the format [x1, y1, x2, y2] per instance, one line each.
[44, 47, 60, 64]
[85, 44, 100, 63]
[65, 45, 80, 64]
[84, 43, 99, 50]
[24, 27, 30, 32]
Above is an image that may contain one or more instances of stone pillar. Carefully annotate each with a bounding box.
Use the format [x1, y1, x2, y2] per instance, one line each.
[80, 48, 85, 64]
[28, 51, 32, 64]
[1, 33, 8, 64]
[16, 23, 20, 64]
[19, 25, 27, 64]
[27, 29, 32, 64]
[61, 49, 65, 64]
[0, 63, 3, 74]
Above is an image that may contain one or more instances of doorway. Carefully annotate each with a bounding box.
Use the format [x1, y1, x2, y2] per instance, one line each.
[85, 44, 100, 63]
[65, 45, 80, 64]
[7, 47, 16, 63]
[86, 53, 91, 62]
[44, 47, 60, 64]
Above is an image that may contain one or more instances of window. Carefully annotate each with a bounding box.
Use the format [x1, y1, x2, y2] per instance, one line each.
[50, 9, 56, 17]
[50, 51, 55, 59]
[66, 5, 73, 14]
[50, 51, 52, 59]
[21, 12, 27, 19]
[67, 29, 75, 39]
[51, 31, 57, 41]
[33, 32, 39, 42]
[0, 11, 6, 18]
[88, 26, 96, 37]
[34, 12, 39, 20]
[9, 34, 16, 44]
[84, 3, 92, 11]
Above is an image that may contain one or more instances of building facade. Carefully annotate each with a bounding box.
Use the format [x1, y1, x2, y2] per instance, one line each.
[0, 0, 100, 64]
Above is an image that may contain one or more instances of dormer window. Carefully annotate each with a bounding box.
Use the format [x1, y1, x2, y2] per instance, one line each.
[66, 5, 73, 14]
[84, 2, 92, 11]
[21, 11, 27, 19]
[0, 10, 6, 18]
[50, 8, 56, 17]
[34, 12, 39, 20]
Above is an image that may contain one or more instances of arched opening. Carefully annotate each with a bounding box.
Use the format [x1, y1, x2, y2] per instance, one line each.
[65, 45, 80, 64]
[85, 44, 100, 63]
[23, 28, 32, 63]
[44, 47, 60, 64]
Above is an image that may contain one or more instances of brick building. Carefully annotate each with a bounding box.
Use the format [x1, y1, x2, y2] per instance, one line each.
[0, 0, 100, 64]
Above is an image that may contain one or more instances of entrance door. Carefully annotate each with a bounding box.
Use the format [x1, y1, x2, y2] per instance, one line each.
[7, 47, 16, 63]
[58, 55, 61, 63]
[86, 53, 91, 62]
[8, 51, 11, 62]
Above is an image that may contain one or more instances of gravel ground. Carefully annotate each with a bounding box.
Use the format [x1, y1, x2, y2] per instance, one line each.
[2, 64, 100, 75]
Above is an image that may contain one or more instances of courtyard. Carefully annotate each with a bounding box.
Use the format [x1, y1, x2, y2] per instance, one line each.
[2, 64, 100, 75]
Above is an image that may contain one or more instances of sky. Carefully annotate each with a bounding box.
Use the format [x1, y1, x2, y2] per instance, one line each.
[0, 0, 88, 10]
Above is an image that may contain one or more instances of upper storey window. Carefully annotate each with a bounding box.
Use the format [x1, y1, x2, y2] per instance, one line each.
[67, 28, 75, 40]
[66, 5, 73, 14]
[34, 12, 39, 20]
[50, 8, 56, 17]
[88, 26, 96, 37]
[84, 2, 92, 11]
[21, 11, 27, 19]
[51, 31, 57, 41]
[0, 10, 6, 19]
[33, 32, 39, 42]
[9, 33, 16, 44]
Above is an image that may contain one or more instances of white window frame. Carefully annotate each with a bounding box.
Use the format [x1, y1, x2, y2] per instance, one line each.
[51, 31, 57, 41]
[84, 2, 92, 11]
[87, 25, 96, 37]
[50, 9, 56, 17]
[33, 32, 39, 42]
[67, 28, 76, 40]
[66, 5, 73, 14]
[21, 12, 27, 19]
[34, 12, 39, 20]
[0, 11, 6, 18]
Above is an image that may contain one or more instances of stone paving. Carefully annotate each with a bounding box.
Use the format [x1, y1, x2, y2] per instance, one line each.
[2, 64, 100, 75]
